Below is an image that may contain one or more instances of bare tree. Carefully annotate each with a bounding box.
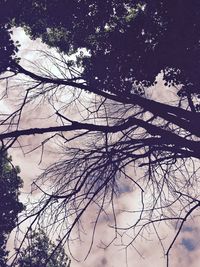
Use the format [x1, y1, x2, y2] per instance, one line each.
[1, 49, 200, 267]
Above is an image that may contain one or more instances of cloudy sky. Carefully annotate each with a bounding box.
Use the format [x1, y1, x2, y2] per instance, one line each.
[4, 28, 200, 267]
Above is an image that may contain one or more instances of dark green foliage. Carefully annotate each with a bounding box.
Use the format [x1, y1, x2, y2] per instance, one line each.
[0, 153, 24, 267]
[1, 0, 199, 96]
[0, 1, 200, 96]
[0, 0, 21, 73]
[14, 229, 71, 267]
[0, 25, 18, 73]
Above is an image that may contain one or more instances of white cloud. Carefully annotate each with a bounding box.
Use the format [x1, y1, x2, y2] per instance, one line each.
[3, 27, 200, 267]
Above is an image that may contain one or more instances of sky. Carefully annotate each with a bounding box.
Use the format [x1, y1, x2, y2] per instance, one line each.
[3, 27, 200, 267]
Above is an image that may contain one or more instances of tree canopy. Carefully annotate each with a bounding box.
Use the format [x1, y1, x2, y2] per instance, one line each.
[2, 1, 200, 96]
[14, 229, 71, 267]
[0, 153, 24, 267]
[0, 1, 200, 266]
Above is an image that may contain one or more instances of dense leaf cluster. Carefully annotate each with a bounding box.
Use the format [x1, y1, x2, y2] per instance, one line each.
[1, 0, 200, 96]
[0, 153, 23, 267]
[14, 230, 71, 267]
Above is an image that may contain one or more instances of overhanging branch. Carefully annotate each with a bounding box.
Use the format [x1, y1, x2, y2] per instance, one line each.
[12, 63, 200, 137]
[0, 116, 199, 158]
